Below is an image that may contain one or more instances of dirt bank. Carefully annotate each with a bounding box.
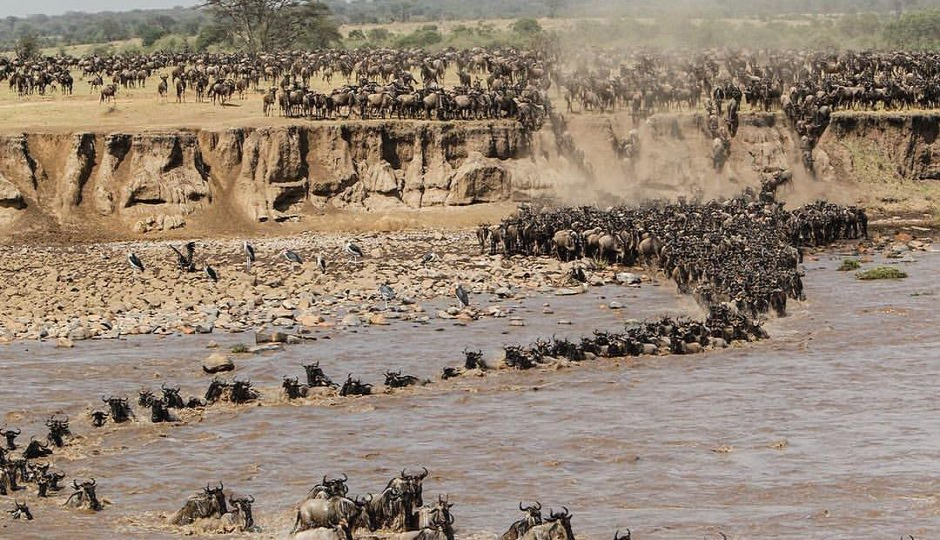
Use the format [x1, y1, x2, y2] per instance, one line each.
[0, 112, 937, 242]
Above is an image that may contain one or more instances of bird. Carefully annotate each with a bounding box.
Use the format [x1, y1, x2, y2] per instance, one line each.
[205, 264, 219, 283]
[344, 241, 364, 261]
[244, 241, 256, 272]
[169, 243, 195, 272]
[570, 266, 587, 283]
[127, 252, 145, 273]
[284, 250, 304, 266]
[420, 251, 437, 266]
[378, 283, 395, 310]
[455, 284, 469, 309]
[317, 254, 327, 274]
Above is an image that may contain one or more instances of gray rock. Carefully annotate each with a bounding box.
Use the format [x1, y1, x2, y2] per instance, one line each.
[495, 287, 513, 298]
[609, 301, 624, 309]
[202, 353, 234, 374]
[616, 272, 642, 285]
[341, 314, 361, 327]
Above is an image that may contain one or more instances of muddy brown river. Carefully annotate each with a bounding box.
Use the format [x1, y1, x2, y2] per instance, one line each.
[1, 251, 937, 539]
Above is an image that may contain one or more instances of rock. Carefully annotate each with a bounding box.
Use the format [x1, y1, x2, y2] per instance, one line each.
[446, 307, 460, 316]
[56, 337, 74, 349]
[641, 343, 658, 355]
[369, 314, 389, 325]
[711, 338, 728, 348]
[297, 314, 325, 327]
[202, 353, 234, 374]
[495, 287, 513, 298]
[0, 174, 25, 209]
[554, 287, 586, 296]
[509, 318, 525, 327]
[256, 331, 288, 344]
[616, 272, 642, 285]
[445, 152, 510, 205]
[557, 320, 572, 325]
[341, 314, 361, 327]
[609, 301, 624, 310]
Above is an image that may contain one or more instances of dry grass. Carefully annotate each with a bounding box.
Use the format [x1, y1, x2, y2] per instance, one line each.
[0, 65, 470, 133]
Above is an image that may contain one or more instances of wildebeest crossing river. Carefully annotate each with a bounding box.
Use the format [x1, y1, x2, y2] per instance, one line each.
[0, 252, 936, 539]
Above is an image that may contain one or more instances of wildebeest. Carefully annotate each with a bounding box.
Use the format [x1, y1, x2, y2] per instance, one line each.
[161, 383, 186, 409]
[415, 494, 455, 531]
[102, 395, 134, 423]
[283, 376, 309, 400]
[45, 414, 71, 447]
[169, 482, 227, 525]
[339, 375, 372, 397]
[501, 501, 543, 540]
[292, 519, 354, 540]
[0, 427, 21, 449]
[292, 494, 365, 533]
[23, 437, 53, 459]
[8, 499, 32, 520]
[303, 362, 337, 388]
[384, 370, 421, 389]
[65, 478, 102, 511]
[90, 411, 109, 427]
[307, 473, 349, 500]
[221, 494, 257, 533]
[519, 507, 575, 540]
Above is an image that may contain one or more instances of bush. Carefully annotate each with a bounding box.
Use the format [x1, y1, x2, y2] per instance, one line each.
[512, 18, 543, 36]
[856, 266, 908, 280]
[347, 29, 366, 40]
[14, 34, 41, 61]
[837, 258, 861, 271]
[230, 343, 249, 354]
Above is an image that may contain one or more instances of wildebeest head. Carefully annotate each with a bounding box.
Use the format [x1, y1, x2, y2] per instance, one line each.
[69, 478, 102, 511]
[102, 395, 133, 423]
[613, 529, 631, 540]
[282, 376, 308, 400]
[138, 389, 155, 407]
[231, 378, 259, 403]
[150, 397, 173, 423]
[0, 427, 20, 450]
[205, 378, 229, 403]
[90, 410, 108, 427]
[463, 348, 486, 371]
[201, 481, 227, 515]
[395, 467, 428, 507]
[547, 507, 575, 540]
[45, 414, 71, 447]
[161, 383, 185, 409]
[23, 437, 53, 459]
[9, 499, 32, 520]
[520, 500, 542, 524]
[228, 493, 255, 531]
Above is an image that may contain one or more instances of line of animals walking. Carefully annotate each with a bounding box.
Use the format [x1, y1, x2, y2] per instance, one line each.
[479, 190, 867, 323]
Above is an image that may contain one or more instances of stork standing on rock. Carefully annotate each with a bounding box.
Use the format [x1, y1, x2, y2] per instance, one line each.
[317, 254, 327, 274]
[169, 241, 196, 272]
[127, 252, 145, 274]
[379, 283, 395, 310]
[344, 241, 363, 262]
[456, 284, 470, 309]
[284, 250, 304, 267]
[205, 264, 219, 283]
[244, 241, 256, 272]
[420, 251, 438, 266]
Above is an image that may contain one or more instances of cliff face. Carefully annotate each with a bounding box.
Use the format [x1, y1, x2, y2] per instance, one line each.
[0, 120, 557, 235]
[0, 113, 936, 239]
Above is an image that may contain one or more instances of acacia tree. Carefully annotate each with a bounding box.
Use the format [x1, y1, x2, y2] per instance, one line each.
[202, 0, 340, 52]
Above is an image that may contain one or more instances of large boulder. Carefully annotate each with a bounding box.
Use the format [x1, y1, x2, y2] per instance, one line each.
[445, 152, 510, 206]
[202, 353, 234, 374]
[0, 174, 25, 209]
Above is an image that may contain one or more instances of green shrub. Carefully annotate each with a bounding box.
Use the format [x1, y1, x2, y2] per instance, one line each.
[856, 266, 908, 280]
[837, 258, 861, 271]
[231, 343, 249, 354]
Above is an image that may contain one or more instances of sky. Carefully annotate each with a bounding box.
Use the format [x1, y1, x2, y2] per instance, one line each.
[2, 1, 202, 18]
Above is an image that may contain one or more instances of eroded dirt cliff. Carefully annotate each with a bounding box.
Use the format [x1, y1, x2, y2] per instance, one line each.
[0, 113, 936, 240]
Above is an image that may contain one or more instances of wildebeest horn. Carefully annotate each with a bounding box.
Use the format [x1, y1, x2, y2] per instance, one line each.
[101, 395, 109, 402]
[246, 494, 254, 503]
[534, 500, 541, 510]
[217, 481, 223, 491]
[340, 472, 347, 482]
[519, 501, 526, 511]
[73, 479, 80, 489]
[401, 468, 407, 478]
[322, 475, 328, 485]
[419, 466, 428, 479]
[88, 478, 96, 487]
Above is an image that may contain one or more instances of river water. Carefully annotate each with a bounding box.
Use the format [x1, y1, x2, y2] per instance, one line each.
[1, 251, 937, 539]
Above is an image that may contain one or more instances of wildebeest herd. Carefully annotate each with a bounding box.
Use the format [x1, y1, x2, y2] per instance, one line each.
[480, 190, 866, 324]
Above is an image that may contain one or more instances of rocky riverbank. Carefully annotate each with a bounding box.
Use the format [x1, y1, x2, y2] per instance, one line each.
[0, 230, 649, 343]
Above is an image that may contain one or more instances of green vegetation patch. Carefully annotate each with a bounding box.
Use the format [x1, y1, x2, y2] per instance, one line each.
[230, 343, 250, 354]
[856, 266, 908, 280]
[837, 258, 861, 271]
